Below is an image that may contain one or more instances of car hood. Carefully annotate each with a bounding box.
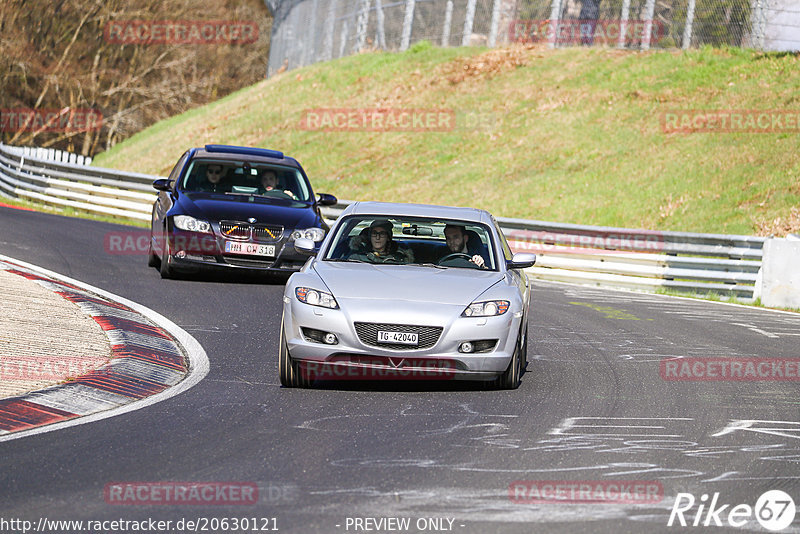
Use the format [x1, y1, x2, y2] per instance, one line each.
[313, 261, 503, 306]
[177, 192, 318, 228]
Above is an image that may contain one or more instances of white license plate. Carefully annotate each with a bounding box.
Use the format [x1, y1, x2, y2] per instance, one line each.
[224, 241, 276, 257]
[377, 330, 418, 345]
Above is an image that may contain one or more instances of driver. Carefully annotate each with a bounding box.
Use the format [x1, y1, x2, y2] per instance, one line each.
[443, 224, 486, 268]
[260, 169, 297, 199]
[348, 219, 414, 264]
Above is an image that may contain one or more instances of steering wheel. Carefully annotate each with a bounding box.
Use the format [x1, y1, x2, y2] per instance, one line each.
[437, 253, 474, 265]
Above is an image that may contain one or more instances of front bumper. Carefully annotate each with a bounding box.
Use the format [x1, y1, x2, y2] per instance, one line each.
[164, 229, 310, 272]
[282, 297, 522, 381]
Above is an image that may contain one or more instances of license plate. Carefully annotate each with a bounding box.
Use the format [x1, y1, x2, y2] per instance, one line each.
[224, 241, 276, 257]
[377, 331, 418, 345]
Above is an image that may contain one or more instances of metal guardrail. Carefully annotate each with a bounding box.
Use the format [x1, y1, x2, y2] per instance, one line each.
[0, 143, 158, 221]
[0, 142, 764, 299]
[6, 145, 93, 166]
[320, 200, 765, 299]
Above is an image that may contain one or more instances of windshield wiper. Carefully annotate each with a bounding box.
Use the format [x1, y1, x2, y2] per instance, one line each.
[411, 262, 448, 269]
[325, 258, 369, 263]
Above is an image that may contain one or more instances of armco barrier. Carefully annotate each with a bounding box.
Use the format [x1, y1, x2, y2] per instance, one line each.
[0, 143, 157, 221]
[0, 143, 765, 299]
[320, 201, 765, 300]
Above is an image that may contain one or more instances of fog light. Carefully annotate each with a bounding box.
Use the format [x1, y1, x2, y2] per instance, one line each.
[459, 341, 474, 353]
[176, 250, 186, 259]
[324, 333, 338, 345]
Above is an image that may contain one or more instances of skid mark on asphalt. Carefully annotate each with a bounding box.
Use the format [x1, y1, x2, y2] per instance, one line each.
[569, 301, 653, 321]
[556, 285, 800, 338]
[301, 485, 681, 526]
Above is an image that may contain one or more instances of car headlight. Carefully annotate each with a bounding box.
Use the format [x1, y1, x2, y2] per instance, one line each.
[291, 227, 325, 242]
[462, 300, 510, 317]
[173, 215, 212, 233]
[295, 287, 338, 309]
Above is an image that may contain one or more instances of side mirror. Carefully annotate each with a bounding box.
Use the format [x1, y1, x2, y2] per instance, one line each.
[507, 252, 536, 270]
[317, 193, 338, 206]
[294, 237, 317, 255]
[153, 179, 172, 192]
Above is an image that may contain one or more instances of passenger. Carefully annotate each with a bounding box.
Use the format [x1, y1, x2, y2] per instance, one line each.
[197, 164, 227, 193]
[348, 219, 414, 264]
[260, 169, 297, 199]
[441, 224, 487, 268]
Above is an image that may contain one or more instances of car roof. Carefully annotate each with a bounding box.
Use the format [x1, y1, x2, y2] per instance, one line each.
[343, 201, 493, 224]
[191, 144, 302, 169]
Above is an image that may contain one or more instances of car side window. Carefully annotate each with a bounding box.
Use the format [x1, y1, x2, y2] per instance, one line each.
[495, 222, 514, 262]
[168, 152, 189, 186]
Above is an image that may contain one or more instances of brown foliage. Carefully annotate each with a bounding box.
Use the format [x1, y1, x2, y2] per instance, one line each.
[0, 0, 271, 155]
[440, 44, 543, 85]
[756, 207, 800, 237]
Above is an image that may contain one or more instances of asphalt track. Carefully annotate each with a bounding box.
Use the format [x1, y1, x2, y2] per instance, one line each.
[1, 205, 800, 533]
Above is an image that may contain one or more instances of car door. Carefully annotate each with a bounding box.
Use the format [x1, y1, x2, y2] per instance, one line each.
[495, 220, 531, 318]
[153, 151, 189, 254]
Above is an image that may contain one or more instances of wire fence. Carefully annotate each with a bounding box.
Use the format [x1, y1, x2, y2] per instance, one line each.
[266, 0, 798, 75]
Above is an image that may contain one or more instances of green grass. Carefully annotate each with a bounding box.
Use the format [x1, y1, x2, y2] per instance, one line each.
[656, 288, 800, 313]
[93, 44, 800, 236]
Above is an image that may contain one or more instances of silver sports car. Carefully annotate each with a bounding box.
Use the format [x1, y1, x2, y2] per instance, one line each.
[279, 201, 536, 389]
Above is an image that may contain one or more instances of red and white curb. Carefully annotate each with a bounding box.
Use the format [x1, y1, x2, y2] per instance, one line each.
[0, 254, 209, 442]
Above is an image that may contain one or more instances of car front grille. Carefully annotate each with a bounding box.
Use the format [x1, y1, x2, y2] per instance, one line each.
[218, 221, 283, 242]
[353, 322, 443, 350]
[253, 224, 284, 241]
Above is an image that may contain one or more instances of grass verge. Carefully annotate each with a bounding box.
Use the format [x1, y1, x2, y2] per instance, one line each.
[93, 43, 800, 236]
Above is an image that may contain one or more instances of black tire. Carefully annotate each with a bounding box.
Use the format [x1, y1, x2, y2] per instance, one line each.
[279, 325, 307, 388]
[496, 325, 525, 390]
[147, 228, 159, 268]
[159, 231, 174, 279]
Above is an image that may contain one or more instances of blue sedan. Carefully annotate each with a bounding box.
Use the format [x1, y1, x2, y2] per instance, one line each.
[148, 144, 337, 278]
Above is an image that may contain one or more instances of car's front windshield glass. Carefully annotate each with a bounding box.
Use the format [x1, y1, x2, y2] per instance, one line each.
[323, 216, 497, 270]
[180, 158, 311, 202]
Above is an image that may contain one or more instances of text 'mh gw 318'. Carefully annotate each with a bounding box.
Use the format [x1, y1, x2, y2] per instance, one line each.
[281, 201, 537, 389]
[149, 144, 337, 278]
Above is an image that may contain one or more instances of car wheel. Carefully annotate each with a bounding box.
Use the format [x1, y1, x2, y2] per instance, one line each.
[279, 323, 308, 388]
[159, 231, 174, 279]
[147, 228, 159, 268]
[496, 325, 524, 390]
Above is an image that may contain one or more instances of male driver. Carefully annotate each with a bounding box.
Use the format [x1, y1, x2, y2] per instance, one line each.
[443, 224, 486, 268]
[260, 169, 297, 199]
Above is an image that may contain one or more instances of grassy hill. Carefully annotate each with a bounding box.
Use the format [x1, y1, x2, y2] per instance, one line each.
[93, 42, 800, 236]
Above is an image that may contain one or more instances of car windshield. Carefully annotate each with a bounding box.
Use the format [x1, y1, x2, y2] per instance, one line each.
[180, 158, 311, 202]
[323, 215, 497, 270]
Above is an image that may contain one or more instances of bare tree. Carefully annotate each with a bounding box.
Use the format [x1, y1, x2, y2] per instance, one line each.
[0, 0, 272, 155]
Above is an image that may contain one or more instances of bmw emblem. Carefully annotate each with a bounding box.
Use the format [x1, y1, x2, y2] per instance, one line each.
[248, 217, 257, 223]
